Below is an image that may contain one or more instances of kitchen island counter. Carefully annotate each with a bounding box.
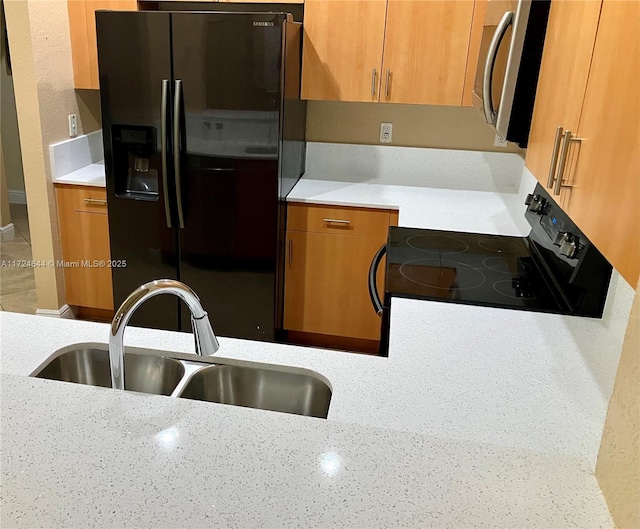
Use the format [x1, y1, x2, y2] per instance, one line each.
[1, 173, 633, 528]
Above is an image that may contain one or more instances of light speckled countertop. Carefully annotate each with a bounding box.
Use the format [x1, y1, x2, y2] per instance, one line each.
[52, 161, 106, 187]
[2, 168, 633, 528]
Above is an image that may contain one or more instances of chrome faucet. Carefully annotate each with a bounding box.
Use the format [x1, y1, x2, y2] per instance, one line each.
[109, 279, 220, 390]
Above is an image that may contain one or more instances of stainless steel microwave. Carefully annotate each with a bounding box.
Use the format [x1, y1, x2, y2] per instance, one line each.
[472, 0, 550, 147]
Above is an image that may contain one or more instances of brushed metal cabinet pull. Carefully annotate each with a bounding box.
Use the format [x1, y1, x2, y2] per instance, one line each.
[547, 125, 564, 188]
[84, 198, 107, 205]
[371, 68, 377, 98]
[554, 130, 582, 196]
[323, 218, 351, 225]
[385, 69, 391, 98]
[288, 238, 293, 265]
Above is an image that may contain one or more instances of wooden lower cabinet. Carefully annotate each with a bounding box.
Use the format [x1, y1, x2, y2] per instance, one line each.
[284, 203, 398, 347]
[55, 185, 114, 311]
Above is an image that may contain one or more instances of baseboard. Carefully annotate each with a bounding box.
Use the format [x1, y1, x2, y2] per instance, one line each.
[8, 189, 27, 204]
[0, 223, 15, 241]
[35, 304, 75, 319]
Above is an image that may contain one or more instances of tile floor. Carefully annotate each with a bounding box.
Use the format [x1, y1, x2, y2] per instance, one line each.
[1, 203, 37, 314]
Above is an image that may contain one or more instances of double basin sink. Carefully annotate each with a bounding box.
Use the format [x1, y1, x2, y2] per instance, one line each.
[31, 345, 332, 419]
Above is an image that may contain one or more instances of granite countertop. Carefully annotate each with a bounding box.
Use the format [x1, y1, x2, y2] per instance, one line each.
[2, 168, 634, 527]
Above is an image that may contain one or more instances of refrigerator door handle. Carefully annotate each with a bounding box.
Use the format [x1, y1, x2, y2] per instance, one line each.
[173, 79, 185, 229]
[161, 79, 172, 228]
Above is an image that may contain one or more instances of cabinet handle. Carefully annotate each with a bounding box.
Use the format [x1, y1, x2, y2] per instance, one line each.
[84, 198, 107, 206]
[385, 69, 391, 98]
[553, 130, 582, 196]
[288, 238, 293, 265]
[547, 125, 564, 188]
[323, 218, 351, 225]
[371, 68, 377, 97]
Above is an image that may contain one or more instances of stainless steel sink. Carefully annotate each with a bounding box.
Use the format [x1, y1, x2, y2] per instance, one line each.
[33, 347, 185, 396]
[31, 345, 332, 418]
[176, 364, 332, 419]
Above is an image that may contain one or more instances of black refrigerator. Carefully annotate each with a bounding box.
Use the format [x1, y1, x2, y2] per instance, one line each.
[96, 10, 306, 341]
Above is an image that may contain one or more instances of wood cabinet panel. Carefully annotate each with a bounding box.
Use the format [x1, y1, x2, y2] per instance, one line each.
[301, 0, 387, 102]
[284, 203, 397, 342]
[55, 185, 114, 310]
[284, 231, 386, 340]
[68, 0, 137, 89]
[462, 0, 487, 107]
[565, 0, 639, 286]
[524, 0, 601, 192]
[381, 0, 475, 105]
[287, 203, 394, 237]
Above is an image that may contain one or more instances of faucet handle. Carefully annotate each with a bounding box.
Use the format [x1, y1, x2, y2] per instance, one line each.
[192, 313, 220, 356]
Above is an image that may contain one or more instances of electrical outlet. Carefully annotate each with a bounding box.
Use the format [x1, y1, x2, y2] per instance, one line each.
[380, 122, 393, 143]
[68, 114, 78, 137]
[493, 133, 508, 147]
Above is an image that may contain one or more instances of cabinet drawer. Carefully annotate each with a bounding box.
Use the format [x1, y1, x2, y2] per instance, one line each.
[56, 185, 108, 214]
[287, 203, 395, 237]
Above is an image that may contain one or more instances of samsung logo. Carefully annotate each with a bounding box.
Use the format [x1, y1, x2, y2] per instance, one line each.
[253, 21, 275, 27]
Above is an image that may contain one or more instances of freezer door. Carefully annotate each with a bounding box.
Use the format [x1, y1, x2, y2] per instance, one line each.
[97, 11, 180, 330]
[171, 13, 284, 341]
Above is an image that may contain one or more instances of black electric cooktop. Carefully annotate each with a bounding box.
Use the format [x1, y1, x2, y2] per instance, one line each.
[386, 227, 563, 312]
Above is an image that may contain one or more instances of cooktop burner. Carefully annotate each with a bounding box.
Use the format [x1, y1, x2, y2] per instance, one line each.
[492, 279, 543, 300]
[385, 227, 562, 312]
[477, 238, 520, 253]
[399, 259, 486, 291]
[406, 234, 470, 254]
[482, 256, 534, 275]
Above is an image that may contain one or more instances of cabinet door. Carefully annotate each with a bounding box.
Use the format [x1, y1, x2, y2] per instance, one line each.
[524, 0, 601, 193]
[302, 0, 387, 102]
[381, 0, 474, 105]
[68, 0, 137, 89]
[56, 186, 114, 310]
[284, 231, 386, 340]
[564, 0, 639, 287]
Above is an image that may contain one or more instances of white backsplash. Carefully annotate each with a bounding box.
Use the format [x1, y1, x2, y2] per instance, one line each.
[304, 142, 525, 193]
[49, 130, 103, 179]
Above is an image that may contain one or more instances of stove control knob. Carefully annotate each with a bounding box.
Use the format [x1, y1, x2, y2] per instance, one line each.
[525, 194, 546, 214]
[558, 233, 579, 259]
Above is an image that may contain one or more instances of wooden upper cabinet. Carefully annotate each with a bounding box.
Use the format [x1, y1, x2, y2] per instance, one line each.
[524, 0, 601, 193]
[302, 0, 476, 104]
[68, 0, 138, 89]
[564, 0, 639, 287]
[462, 0, 487, 106]
[302, 0, 387, 102]
[381, 0, 475, 105]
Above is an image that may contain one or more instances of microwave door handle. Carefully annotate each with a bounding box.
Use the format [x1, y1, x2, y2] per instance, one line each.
[173, 79, 185, 229]
[160, 79, 172, 228]
[368, 243, 387, 317]
[482, 10, 514, 125]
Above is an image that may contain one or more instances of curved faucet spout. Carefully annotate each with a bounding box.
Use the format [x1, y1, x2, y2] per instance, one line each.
[109, 279, 220, 390]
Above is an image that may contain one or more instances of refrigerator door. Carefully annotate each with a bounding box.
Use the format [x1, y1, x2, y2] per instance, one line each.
[171, 13, 284, 341]
[97, 11, 180, 330]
